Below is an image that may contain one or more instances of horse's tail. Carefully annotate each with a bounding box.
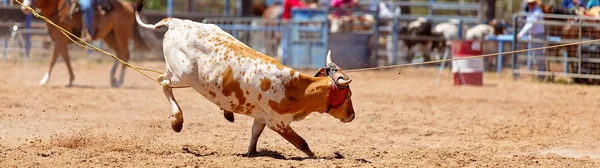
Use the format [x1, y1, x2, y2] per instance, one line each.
[132, 15, 161, 50]
[129, 0, 162, 51]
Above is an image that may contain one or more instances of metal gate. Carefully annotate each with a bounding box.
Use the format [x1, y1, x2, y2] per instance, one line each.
[512, 12, 600, 84]
[202, 17, 328, 69]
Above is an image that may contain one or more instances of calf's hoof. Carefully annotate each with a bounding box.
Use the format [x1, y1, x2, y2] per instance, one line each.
[170, 113, 184, 132]
[223, 111, 235, 123]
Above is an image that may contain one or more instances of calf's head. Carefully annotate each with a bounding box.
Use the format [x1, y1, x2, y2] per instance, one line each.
[314, 51, 355, 123]
[488, 19, 508, 35]
[407, 17, 430, 36]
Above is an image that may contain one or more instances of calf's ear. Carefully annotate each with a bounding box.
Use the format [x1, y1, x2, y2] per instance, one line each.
[314, 50, 333, 77]
[314, 68, 328, 77]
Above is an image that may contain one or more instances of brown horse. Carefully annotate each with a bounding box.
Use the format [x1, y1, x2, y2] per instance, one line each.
[21, 0, 157, 87]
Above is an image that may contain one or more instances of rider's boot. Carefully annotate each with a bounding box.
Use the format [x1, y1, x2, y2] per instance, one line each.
[97, 5, 106, 15]
[81, 26, 93, 43]
[67, 0, 77, 19]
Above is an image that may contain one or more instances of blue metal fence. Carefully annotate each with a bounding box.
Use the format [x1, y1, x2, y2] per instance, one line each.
[511, 12, 600, 83]
[288, 8, 328, 68]
[203, 9, 329, 69]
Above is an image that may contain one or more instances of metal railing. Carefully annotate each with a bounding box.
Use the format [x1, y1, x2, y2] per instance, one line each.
[368, 0, 482, 66]
[512, 12, 600, 83]
[202, 17, 329, 69]
[2, 24, 47, 61]
[0, 23, 155, 62]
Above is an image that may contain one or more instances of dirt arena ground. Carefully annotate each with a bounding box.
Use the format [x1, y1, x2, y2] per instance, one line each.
[1, 60, 600, 167]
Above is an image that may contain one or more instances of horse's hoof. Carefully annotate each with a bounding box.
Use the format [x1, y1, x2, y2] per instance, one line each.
[110, 78, 120, 88]
[246, 150, 257, 157]
[68, 76, 75, 87]
[305, 151, 316, 159]
[39, 73, 50, 86]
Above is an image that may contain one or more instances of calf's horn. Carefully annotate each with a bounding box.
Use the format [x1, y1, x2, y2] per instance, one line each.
[336, 78, 352, 87]
[326, 50, 332, 65]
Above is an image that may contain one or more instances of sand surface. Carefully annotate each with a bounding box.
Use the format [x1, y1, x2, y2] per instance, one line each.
[1, 61, 600, 167]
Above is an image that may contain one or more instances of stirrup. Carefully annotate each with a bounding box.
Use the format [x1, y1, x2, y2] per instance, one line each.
[67, 2, 78, 19]
[80, 28, 93, 42]
[97, 6, 106, 16]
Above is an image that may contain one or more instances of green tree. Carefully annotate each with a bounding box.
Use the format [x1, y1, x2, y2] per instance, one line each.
[126, 0, 167, 10]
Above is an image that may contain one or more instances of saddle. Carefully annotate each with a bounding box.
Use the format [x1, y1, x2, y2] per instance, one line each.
[68, 0, 114, 17]
[97, 0, 114, 13]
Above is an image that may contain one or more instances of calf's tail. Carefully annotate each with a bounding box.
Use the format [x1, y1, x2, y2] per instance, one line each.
[135, 0, 169, 30]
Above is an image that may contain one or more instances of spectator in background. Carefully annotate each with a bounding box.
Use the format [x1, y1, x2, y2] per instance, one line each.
[587, 0, 600, 9]
[518, 0, 546, 80]
[282, 0, 306, 19]
[263, 0, 284, 19]
[330, 0, 357, 8]
[267, 0, 284, 6]
[308, 1, 319, 8]
[586, 0, 600, 19]
[330, 0, 357, 18]
[563, 0, 585, 9]
[567, 0, 586, 15]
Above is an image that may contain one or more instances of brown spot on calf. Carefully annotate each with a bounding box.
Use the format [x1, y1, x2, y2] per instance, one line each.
[159, 17, 171, 23]
[268, 74, 329, 114]
[222, 66, 247, 109]
[212, 36, 286, 71]
[260, 77, 272, 92]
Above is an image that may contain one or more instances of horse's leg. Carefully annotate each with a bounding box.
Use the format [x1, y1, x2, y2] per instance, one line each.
[111, 37, 131, 88]
[107, 59, 118, 85]
[102, 34, 121, 87]
[92, 15, 114, 41]
[40, 38, 68, 86]
[117, 59, 127, 87]
[112, 16, 134, 88]
[60, 49, 75, 87]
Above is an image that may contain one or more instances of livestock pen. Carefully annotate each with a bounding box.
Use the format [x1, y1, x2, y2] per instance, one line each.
[512, 12, 600, 84]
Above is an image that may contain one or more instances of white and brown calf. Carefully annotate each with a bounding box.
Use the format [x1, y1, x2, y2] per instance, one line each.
[465, 19, 508, 40]
[135, 0, 355, 158]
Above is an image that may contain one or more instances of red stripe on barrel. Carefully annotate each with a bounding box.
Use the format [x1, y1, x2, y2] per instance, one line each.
[451, 40, 484, 86]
